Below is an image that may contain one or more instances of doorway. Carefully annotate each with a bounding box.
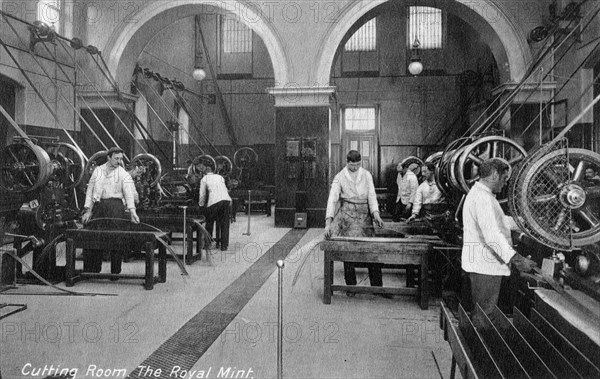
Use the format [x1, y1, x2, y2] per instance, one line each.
[342, 106, 379, 182]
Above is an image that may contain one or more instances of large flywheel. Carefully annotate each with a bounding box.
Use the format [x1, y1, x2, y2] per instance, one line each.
[436, 138, 473, 200]
[0, 143, 53, 192]
[215, 155, 233, 176]
[233, 147, 258, 170]
[456, 136, 528, 202]
[46, 142, 86, 188]
[195, 154, 217, 171]
[131, 153, 162, 187]
[509, 145, 600, 249]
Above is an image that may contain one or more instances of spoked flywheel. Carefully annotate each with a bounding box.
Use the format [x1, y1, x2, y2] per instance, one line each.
[510, 146, 600, 249]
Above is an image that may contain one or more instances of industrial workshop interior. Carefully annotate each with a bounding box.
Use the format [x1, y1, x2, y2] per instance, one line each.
[1, 0, 600, 378]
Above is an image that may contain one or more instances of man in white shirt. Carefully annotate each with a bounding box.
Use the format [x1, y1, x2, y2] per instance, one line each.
[395, 162, 419, 221]
[199, 161, 232, 251]
[81, 147, 139, 274]
[462, 158, 536, 327]
[325, 150, 386, 296]
[407, 162, 446, 223]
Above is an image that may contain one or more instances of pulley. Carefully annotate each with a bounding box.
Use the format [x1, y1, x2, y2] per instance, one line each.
[214, 155, 233, 176]
[424, 151, 443, 166]
[509, 147, 600, 249]
[233, 147, 258, 170]
[399, 156, 423, 176]
[130, 153, 162, 187]
[435, 137, 474, 200]
[195, 154, 217, 172]
[84, 150, 108, 177]
[456, 136, 528, 201]
[45, 142, 86, 188]
[0, 142, 53, 192]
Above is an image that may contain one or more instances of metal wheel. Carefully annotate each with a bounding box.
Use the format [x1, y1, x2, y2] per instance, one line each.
[233, 147, 258, 170]
[84, 150, 108, 176]
[424, 151, 443, 166]
[400, 156, 423, 176]
[510, 147, 600, 249]
[131, 153, 162, 187]
[456, 136, 527, 194]
[195, 154, 217, 172]
[0, 143, 52, 192]
[215, 155, 233, 176]
[46, 143, 86, 188]
[436, 138, 473, 199]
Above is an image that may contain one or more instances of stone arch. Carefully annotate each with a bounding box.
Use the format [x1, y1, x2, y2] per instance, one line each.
[103, 0, 289, 87]
[314, 0, 532, 85]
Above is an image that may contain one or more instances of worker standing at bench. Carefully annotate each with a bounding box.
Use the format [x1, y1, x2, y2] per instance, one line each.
[82, 147, 140, 274]
[462, 158, 536, 327]
[325, 150, 386, 297]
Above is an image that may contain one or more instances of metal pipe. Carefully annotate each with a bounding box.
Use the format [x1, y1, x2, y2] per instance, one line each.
[243, 190, 252, 236]
[276, 259, 285, 379]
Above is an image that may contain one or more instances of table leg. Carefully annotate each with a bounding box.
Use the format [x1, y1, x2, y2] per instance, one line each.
[65, 238, 75, 287]
[158, 243, 167, 283]
[195, 223, 201, 260]
[449, 356, 457, 379]
[186, 225, 193, 264]
[323, 251, 333, 304]
[145, 241, 154, 290]
[420, 250, 429, 310]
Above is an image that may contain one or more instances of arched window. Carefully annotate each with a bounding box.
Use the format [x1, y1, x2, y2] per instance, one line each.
[345, 19, 376, 52]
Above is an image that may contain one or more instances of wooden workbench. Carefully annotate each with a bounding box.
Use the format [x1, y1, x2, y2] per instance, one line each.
[64, 229, 168, 290]
[320, 235, 446, 309]
[138, 213, 206, 264]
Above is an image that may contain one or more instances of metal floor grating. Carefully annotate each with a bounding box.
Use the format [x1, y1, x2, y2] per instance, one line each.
[127, 229, 308, 378]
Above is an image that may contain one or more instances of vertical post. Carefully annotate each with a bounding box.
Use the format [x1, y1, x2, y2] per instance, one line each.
[539, 66, 544, 145]
[181, 206, 188, 265]
[276, 259, 285, 379]
[243, 190, 251, 235]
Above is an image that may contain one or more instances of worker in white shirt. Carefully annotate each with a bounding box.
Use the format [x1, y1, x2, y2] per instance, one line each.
[406, 162, 446, 223]
[81, 147, 139, 274]
[325, 150, 387, 297]
[462, 158, 536, 327]
[394, 161, 419, 221]
[198, 160, 232, 251]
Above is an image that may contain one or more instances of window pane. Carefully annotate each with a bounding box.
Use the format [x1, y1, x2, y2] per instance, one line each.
[345, 18, 376, 52]
[223, 16, 252, 53]
[345, 107, 375, 130]
[409, 6, 442, 49]
[38, 0, 60, 32]
[178, 108, 189, 145]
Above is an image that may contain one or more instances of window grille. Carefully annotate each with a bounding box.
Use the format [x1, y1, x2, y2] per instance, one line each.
[178, 108, 189, 145]
[222, 16, 252, 53]
[409, 6, 442, 49]
[345, 19, 376, 52]
[344, 107, 376, 130]
[38, 0, 61, 33]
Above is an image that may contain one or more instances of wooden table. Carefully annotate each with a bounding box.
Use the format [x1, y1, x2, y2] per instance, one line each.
[138, 213, 206, 264]
[320, 236, 444, 309]
[64, 229, 168, 290]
